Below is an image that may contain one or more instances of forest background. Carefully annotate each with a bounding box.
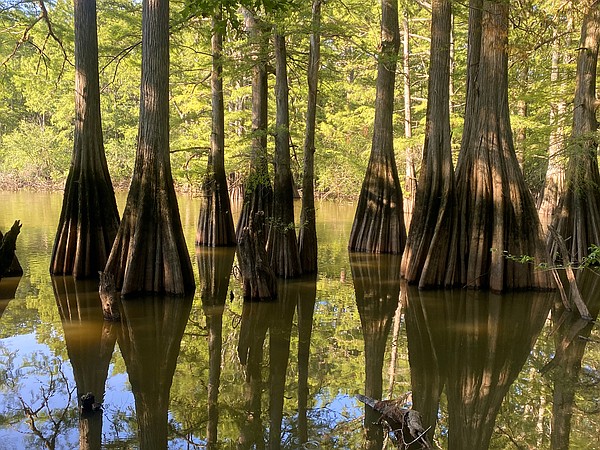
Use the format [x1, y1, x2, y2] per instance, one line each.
[0, 0, 579, 201]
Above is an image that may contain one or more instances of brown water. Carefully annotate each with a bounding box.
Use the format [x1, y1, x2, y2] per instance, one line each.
[0, 191, 599, 449]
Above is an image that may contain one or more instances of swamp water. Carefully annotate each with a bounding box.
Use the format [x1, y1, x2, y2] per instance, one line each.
[0, 191, 599, 449]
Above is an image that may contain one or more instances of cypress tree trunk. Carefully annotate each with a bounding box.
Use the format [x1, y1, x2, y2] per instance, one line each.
[103, 0, 195, 296]
[348, 0, 406, 254]
[237, 8, 273, 241]
[549, 1, 600, 264]
[267, 31, 302, 278]
[539, 26, 572, 219]
[196, 12, 236, 247]
[453, 0, 550, 291]
[50, 0, 119, 278]
[402, 9, 417, 222]
[401, 0, 457, 288]
[298, 0, 321, 274]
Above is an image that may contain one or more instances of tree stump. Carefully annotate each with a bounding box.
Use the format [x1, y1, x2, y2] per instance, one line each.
[0, 220, 23, 278]
[98, 271, 121, 321]
[237, 212, 277, 301]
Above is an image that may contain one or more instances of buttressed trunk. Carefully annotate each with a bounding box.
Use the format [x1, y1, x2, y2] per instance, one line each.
[103, 0, 194, 296]
[549, 1, 600, 264]
[348, 0, 406, 254]
[454, 0, 550, 292]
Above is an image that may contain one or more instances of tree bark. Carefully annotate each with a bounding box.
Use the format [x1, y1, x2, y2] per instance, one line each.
[267, 31, 302, 278]
[237, 8, 273, 241]
[549, 0, 600, 265]
[103, 0, 195, 296]
[402, 9, 417, 224]
[50, 0, 119, 278]
[298, 0, 321, 274]
[348, 0, 406, 254]
[196, 12, 236, 247]
[401, 0, 457, 289]
[539, 24, 572, 219]
[453, 0, 551, 291]
[0, 221, 22, 278]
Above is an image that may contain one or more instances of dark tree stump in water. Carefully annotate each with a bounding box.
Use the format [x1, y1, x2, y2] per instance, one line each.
[99, 271, 121, 321]
[237, 212, 277, 301]
[0, 221, 23, 278]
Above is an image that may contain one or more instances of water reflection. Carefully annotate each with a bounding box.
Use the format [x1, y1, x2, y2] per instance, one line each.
[53, 277, 118, 450]
[350, 252, 401, 449]
[404, 284, 552, 449]
[117, 294, 193, 449]
[543, 270, 600, 450]
[0, 276, 20, 318]
[197, 247, 235, 448]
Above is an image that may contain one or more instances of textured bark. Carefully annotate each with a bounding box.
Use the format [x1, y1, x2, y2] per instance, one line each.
[237, 212, 277, 301]
[349, 0, 406, 254]
[454, 0, 550, 291]
[549, 1, 600, 265]
[117, 295, 192, 450]
[539, 26, 572, 219]
[197, 247, 235, 448]
[401, 0, 457, 288]
[267, 31, 302, 278]
[103, 0, 195, 296]
[298, 0, 321, 274]
[237, 9, 273, 241]
[351, 252, 401, 448]
[52, 277, 117, 450]
[50, 0, 119, 278]
[196, 13, 236, 247]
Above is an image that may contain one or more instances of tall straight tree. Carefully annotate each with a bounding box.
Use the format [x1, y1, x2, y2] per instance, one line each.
[401, 0, 457, 288]
[196, 9, 236, 247]
[298, 0, 321, 274]
[549, 0, 600, 264]
[267, 30, 302, 278]
[236, 7, 273, 240]
[452, 0, 550, 291]
[103, 0, 195, 296]
[50, 0, 119, 278]
[348, 0, 406, 254]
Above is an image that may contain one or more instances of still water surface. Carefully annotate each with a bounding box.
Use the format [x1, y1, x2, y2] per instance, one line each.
[0, 191, 599, 449]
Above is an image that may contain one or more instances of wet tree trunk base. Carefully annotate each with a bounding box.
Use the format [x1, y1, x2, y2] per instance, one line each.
[237, 212, 277, 301]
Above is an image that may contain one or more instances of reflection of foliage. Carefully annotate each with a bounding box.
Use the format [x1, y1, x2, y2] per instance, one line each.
[0, 348, 77, 449]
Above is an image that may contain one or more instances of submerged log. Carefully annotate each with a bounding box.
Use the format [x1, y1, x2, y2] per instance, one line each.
[357, 394, 431, 449]
[237, 212, 277, 301]
[0, 220, 23, 278]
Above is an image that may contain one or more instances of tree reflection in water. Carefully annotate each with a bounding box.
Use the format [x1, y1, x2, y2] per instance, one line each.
[350, 252, 401, 449]
[404, 282, 552, 449]
[542, 269, 600, 450]
[117, 294, 193, 449]
[53, 277, 117, 450]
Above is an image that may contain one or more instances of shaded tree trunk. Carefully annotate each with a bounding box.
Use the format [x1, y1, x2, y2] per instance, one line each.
[196, 11, 236, 247]
[348, 0, 406, 254]
[453, 0, 550, 291]
[237, 8, 273, 241]
[50, 0, 119, 278]
[549, 1, 600, 264]
[267, 31, 302, 278]
[298, 0, 321, 274]
[0, 221, 22, 278]
[103, 0, 195, 296]
[401, 0, 457, 288]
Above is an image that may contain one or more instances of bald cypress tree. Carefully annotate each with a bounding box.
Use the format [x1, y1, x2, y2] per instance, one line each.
[103, 0, 195, 296]
[50, 0, 119, 278]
